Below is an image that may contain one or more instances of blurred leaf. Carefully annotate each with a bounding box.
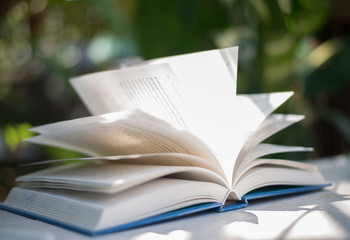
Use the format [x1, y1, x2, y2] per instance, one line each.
[17, 123, 34, 142]
[43, 145, 85, 160]
[4, 125, 19, 152]
[3, 123, 34, 152]
[4, 123, 33, 152]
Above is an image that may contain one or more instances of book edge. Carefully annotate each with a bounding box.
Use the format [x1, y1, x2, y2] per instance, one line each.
[0, 183, 330, 236]
[0, 202, 221, 236]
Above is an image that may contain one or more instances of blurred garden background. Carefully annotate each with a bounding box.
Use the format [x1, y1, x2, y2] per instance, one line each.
[1, 0, 350, 200]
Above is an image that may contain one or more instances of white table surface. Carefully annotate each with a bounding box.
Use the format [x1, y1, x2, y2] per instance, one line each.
[0, 154, 349, 240]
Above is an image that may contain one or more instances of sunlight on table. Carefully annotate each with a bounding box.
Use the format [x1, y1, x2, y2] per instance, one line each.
[221, 178, 350, 240]
[222, 207, 347, 239]
[132, 230, 191, 240]
[222, 210, 304, 239]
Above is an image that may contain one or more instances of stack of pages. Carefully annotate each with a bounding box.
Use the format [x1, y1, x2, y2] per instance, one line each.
[1, 47, 328, 235]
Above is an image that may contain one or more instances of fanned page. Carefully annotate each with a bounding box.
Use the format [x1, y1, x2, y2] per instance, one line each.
[216, 92, 295, 182]
[70, 63, 188, 129]
[27, 91, 296, 186]
[22, 153, 225, 177]
[70, 47, 238, 131]
[70, 48, 243, 182]
[232, 113, 305, 185]
[146, 48, 241, 181]
[26, 110, 224, 175]
[231, 165, 325, 200]
[241, 143, 313, 166]
[146, 47, 238, 126]
[231, 92, 294, 132]
[17, 162, 229, 194]
[146, 47, 238, 93]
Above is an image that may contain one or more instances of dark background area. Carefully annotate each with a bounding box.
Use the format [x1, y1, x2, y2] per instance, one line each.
[1, 0, 350, 200]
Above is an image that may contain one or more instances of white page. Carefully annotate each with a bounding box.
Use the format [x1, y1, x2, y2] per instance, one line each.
[232, 166, 325, 200]
[232, 114, 305, 185]
[147, 47, 238, 102]
[70, 48, 240, 183]
[26, 110, 223, 174]
[21, 153, 224, 176]
[181, 92, 295, 185]
[28, 91, 295, 186]
[232, 158, 318, 187]
[147, 48, 239, 173]
[17, 162, 229, 193]
[30, 110, 176, 134]
[231, 92, 294, 132]
[29, 112, 134, 134]
[239, 143, 313, 171]
[70, 48, 238, 131]
[219, 47, 239, 89]
[71, 64, 188, 129]
[239, 114, 305, 155]
[206, 92, 295, 184]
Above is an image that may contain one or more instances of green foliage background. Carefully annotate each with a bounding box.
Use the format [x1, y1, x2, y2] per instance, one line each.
[1, 0, 350, 200]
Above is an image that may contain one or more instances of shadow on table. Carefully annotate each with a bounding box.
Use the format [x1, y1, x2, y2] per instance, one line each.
[107, 186, 349, 240]
[255, 184, 350, 240]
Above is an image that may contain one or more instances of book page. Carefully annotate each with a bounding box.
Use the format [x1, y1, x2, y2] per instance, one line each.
[17, 162, 229, 193]
[147, 47, 238, 111]
[232, 166, 325, 200]
[29, 91, 295, 187]
[236, 143, 313, 177]
[232, 158, 318, 186]
[147, 48, 239, 176]
[26, 110, 224, 175]
[231, 114, 305, 185]
[205, 92, 295, 184]
[71, 64, 188, 129]
[146, 47, 238, 92]
[22, 152, 225, 177]
[241, 143, 313, 165]
[219, 47, 239, 86]
[70, 48, 242, 183]
[29, 112, 133, 134]
[230, 92, 294, 132]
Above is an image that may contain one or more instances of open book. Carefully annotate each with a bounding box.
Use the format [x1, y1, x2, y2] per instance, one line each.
[1, 47, 328, 236]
